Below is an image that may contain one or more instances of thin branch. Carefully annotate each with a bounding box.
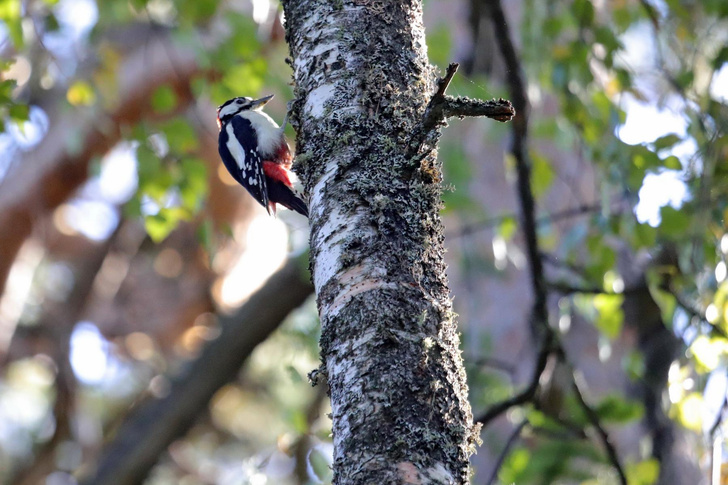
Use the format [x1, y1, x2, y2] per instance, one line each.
[435, 62, 459, 98]
[670, 289, 728, 339]
[466, 355, 516, 374]
[547, 280, 644, 296]
[571, 375, 628, 485]
[486, 420, 528, 485]
[638, 0, 660, 29]
[450, 202, 604, 239]
[485, 0, 546, 333]
[475, 331, 554, 427]
[474, 0, 555, 434]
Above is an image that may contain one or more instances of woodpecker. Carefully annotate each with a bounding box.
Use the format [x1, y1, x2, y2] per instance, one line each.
[216, 95, 308, 217]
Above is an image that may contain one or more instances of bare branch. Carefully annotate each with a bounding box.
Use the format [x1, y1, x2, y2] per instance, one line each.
[486, 420, 527, 485]
[442, 96, 515, 122]
[420, 62, 515, 136]
[571, 374, 628, 485]
[475, 331, 554, 427]
[485, 0, 546, 334]
[435, 62, 459, 98]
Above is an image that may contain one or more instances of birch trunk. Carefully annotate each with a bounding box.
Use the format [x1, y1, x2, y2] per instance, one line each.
[281, 1, 478, 483]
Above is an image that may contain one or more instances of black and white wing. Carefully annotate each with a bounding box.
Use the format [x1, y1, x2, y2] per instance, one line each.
[217, 115, 270, 212]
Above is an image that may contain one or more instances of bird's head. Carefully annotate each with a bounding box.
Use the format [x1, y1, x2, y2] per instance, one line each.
[216, 94, 274, 129]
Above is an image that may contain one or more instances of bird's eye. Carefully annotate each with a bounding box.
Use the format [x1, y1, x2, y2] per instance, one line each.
[237, 99, 243, 104]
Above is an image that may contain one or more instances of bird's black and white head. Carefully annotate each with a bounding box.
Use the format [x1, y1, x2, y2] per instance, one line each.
[216, 94, 274, 128]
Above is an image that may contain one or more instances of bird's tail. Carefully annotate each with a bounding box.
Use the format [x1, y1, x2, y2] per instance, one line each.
[267, 179, 309, 217]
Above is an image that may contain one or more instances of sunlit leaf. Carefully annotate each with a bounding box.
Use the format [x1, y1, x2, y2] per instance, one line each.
[144, 207, 191, 243]
[67, 81, 97, 106]
[498, 216, 518, 241]
[593, 293, 624, 338]
[0, 0, 23, 48]
[689, 335, 728, 373]
[672, 392, 703, 433]
[626, 459, 660, 485]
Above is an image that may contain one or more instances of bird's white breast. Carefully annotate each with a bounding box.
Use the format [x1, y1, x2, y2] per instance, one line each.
[238, 110, 281, 156]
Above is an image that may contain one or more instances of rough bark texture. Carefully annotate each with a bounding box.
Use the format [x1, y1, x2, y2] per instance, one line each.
[281, 1, 477, 483]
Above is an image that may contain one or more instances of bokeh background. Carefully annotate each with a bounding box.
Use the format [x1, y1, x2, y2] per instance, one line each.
[0, 0, 727, 483]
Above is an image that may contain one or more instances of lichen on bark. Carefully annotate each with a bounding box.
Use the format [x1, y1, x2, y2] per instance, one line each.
[281, 1, 478, 483]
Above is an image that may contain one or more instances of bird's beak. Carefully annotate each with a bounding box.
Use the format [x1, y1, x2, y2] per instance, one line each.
[251, 94, 274, 109]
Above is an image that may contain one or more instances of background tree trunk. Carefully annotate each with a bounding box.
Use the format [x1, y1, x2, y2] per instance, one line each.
[281, 1, 478, 483]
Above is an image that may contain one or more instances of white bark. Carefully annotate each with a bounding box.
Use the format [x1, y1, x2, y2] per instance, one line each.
[283, 1, 478, 483]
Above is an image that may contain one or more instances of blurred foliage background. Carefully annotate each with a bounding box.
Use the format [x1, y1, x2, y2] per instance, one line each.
[0, 0, 726, 484]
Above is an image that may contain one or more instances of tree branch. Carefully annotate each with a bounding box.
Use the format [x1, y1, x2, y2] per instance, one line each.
[486, 419, 527, 485]
[485, 0, 546, 334]
[419, 62, 515, 138]
[571, 374, 628, 485]
[474, 331, 554, 427]
[81, 255, 313, 485]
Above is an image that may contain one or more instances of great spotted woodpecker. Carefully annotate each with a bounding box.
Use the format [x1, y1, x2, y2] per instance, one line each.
[216, 95, 308, 217]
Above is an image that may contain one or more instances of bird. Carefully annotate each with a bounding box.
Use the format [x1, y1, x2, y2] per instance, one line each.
[216, 94, 308, 217]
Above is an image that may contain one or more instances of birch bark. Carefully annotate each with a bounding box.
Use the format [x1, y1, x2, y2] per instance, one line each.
[281, 1, 478, 483]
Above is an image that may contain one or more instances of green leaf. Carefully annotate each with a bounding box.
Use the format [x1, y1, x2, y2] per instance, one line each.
[144, 207, 191, 243]
[221, 59, 267, 99]
[623, 350, 645, 380]
[674, 70, 694, 89]
[67, 80, 96, 106]
[573, 0, 595, 27]
[713, 46, 728, 69]
[530, 152, 554, 198]
[662, 155, 682, 170]
[626, 459, 660, 485]
[498, 216, 518, 241]
[593, 293, 624, 338]
[653, 133, 682, 151]
[151, 85, 178, 114]
[499, 448, 531, 484]
[658, 205, 690, 238]
[160, 118, 198, 153]
[595, 395, 644, 423]
[689, 335, 728, 373]
[0, 0, 23, 48]
[8, 103, 28, 123]
[179, 157, 208, 211]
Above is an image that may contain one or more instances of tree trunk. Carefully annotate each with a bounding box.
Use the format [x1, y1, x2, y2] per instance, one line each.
[281, 1, 477, 483]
